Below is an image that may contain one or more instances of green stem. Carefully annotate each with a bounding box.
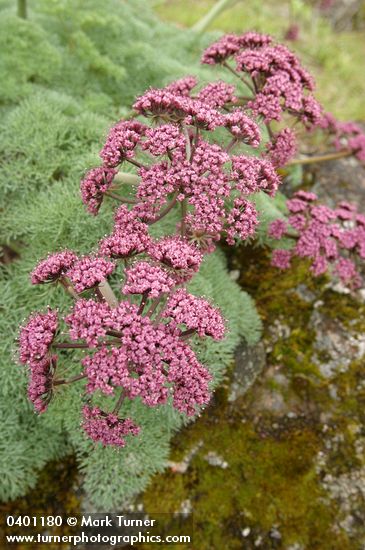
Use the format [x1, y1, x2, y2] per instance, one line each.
[192, 0, 235, 34]
[17, 0, 27, 18]
[286, 149, 352, 166]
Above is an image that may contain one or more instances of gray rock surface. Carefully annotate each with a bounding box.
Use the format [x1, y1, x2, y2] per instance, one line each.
[228, 341, 266, 402]
[311, 156, 365, 210]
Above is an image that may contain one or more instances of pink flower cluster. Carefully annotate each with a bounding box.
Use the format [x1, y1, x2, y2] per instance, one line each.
[21, 33, 365, 450]
[100, 120, 147, 167]
[82, 406, 140, 447]
[319, 113, 365, 163]
[163, 289, 225, 340]
[64, 291, 222, 418]
[22, 236, 226, 445]
[19, 310, 58, 365]
[122, 261, 175, 298]
[80, 166, 117, 215]
[141, 124, 185, 156]
[231, 156, 280, 196]
[197, 81, 237, 108]
[149, 236, 202, 283]
[202, 31, 321, 127]
[65, 299, 113, 346]
[31, 250, 77, 284]
[66, 256, 115, 293]
[201, 33, 272, 65]
[266, 128, 297, 168]
[224, 110, 261, 146]
[269, 192, 365, 288]
[19, 311, 58, 412]
[80, 37, 299, 242]
[99, 205, 151, 259]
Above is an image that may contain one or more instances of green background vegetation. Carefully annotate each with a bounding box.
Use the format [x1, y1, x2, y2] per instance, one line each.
[1, 1, 364, 548]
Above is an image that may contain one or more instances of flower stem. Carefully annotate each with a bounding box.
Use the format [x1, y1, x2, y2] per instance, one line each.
[222, 62, 255, 94]
[54, 343, 89, 349]
[286, 149, 352, 166]
[192, 0, 234, 34]
[97, 280, 119, 308]
[181, 123, 192, 160]
[265, 122, 274, 140]
[106, 329, 122, 338]
[180, 328, 196, 339]
[105, 191, 136, 204]
[181, 199, 187, 237]
[149, 190, 180, 224]
[54, 373, 87, 386]
[114, 172, 140, 185]
[59, 276, 78, 299]
[138, 292, 149, 315]
[146, 296, 164, 318]
[53, 339, 121, 350]
[112, 390, 125, 414]
[126, 158, 145, 169]
[17, 0, 27, 18]
[191, 127, 200, 159]
[226, 137, 237, 153]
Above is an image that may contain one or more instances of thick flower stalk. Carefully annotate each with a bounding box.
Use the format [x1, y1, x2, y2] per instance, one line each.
[18, 32, 365, 447]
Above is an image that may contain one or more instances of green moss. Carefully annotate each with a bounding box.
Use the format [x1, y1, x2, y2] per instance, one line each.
[142, 247, 365, 549]
[0, 456, 80, 549]
[143, 395, 346, 548]
[318, 290, 365, 332]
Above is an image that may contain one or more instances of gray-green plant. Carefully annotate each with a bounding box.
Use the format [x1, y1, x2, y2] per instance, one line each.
[0, 0, 264, 506]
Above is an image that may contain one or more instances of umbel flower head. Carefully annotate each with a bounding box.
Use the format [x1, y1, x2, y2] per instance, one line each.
[19, 310, 59, 413]
[66, 256, 116, 293]
[148, 236, 203, 283]
[82, 406, 140, 447]
[21, 228, 226, 446]
[201, 31, 321, 126]
[269, 192, 365, 288]
[31, 250, 78, 284]
[80, 166, 117, 215]
[19, 32, 365, 449]
[319, 113, 365, 163]
[122, 261, 176, 298]
[19, 310, 58, 366]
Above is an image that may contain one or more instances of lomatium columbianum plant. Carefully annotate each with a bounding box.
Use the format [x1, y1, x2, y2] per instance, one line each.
[18, 32, 365, 448]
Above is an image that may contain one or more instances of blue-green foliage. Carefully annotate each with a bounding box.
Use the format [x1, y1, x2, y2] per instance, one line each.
[0, 0, 261, 505]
